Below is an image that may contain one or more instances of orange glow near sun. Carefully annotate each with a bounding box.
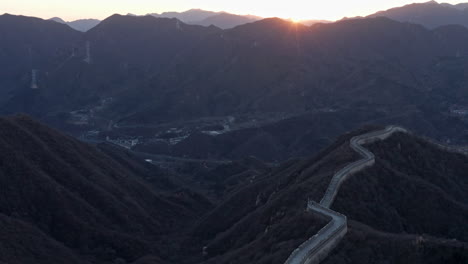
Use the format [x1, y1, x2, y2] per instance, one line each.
[290, 18, 301, 23]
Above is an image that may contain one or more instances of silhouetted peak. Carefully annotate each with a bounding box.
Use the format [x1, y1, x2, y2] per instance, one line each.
[396, 0, 440, 9]
[99, 13, 180, 25]
[256, 17, 290, 25]
[0, 13, 42, 21]
[186, 8, 209, 12]
[232, 17, 297, 31]
[49, 17, 66, 23]
[322, 16, 425, 32]
[0, 13, 80, 33]
[101, 13, 127, 22]
[207, 24, 221, 30]
[91, 14, 171, 31]
[423, 0, 439, 5]
[368, 0, 468, 29]
[443, 2, 468, 10]
[195, 12, 261, 29]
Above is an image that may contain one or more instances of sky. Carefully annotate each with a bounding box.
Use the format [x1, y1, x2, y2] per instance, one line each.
[2, 0, 468, 21]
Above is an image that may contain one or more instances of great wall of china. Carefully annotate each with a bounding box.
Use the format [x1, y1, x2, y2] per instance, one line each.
[284, 126, 408, 264]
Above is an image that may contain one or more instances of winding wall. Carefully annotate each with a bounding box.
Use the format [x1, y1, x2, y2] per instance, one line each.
[422, 138, 468, 156]
[284, 126, 407, 264]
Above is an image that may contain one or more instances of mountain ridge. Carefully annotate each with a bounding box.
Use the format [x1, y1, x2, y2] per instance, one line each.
[47, 8, 264, 32]
[1, 13, 468, 160]
[368, 1, 468, 29]
[148, 8, 262, 29]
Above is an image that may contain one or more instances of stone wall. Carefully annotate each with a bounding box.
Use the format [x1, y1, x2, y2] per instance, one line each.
[284, 126, 408, 264]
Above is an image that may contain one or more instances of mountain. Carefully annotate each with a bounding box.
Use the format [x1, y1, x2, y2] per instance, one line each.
[325, 131, 468, 263]
[49, 17, 66, 24]
[67, 19, 101, 32]
[0, 116, 466, 264]
[193, 13, 260, 29]
[49, 17, 101, 31]
[149, 9, 262, 29]
[123, 16, 466, 114]
[48, 9, 259, 32]
[133, 106, 468, 162]
[0, 115, 213, 263]
[0, 14, 219, 117]
[299, 19, 332, 26]
[1, 14, 468, 156]
[368, 1, 468, 29]
[180, 127, 468, 264]
[113, 16, 468, 146]
[149, 9, 219, 23]
[441, 2, 468, 10]
[0, 14, 81, 108]
[3, 7, 468, 264]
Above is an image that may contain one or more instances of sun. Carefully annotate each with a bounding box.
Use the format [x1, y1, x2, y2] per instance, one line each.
[289, 17, 302, 23]
[292, 18, 301, 23]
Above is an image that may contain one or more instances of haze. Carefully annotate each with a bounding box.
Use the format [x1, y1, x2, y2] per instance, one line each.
[2, 0, 468, 21]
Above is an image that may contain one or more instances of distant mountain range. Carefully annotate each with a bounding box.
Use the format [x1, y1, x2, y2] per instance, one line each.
[49, 17, 101, 32]
[188, 12, 261, 29]
[148, 9, 221, 23]
[368, 0, 468, 28]
[299, 19, 332, 26]
[441, 2, 468, 10]
[49, 8, 262, 31]
[50, 1, 468, 33]
[148, 9, 262, 29]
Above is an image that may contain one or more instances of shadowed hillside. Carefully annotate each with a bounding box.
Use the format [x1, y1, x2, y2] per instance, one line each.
[0, 116, 466, 263]
[177, 128, 468, 264]
[334, 132, 468, 241]
[0, 115, 211, 263]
